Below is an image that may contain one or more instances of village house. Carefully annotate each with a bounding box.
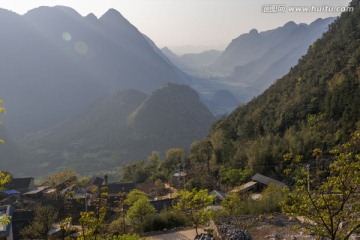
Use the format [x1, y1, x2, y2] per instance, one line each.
[6, 178, 36, 194]
[209, 190, 226, 205]
[230, 173, 285, 194]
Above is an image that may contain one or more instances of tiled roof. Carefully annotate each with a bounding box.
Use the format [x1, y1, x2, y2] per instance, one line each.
[105, 182, 136, 194]
[23, 186, 49, 195]
[210, 190, 226, 199]
[252, 173, 285, 187]
[230, 181, 258, 193]
[8, 178, 34, 189]
[88, 177, 104, 186]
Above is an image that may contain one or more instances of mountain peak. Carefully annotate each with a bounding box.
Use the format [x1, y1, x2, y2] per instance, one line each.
[283, 21, 297, 29]
[86, 13, 97, 20]
[25, 6, 82, 19]
[100, 8, 129, 24]
[249, 28, 259, 35]
[310, 17, 335, 27]
[54, 6, 82, 16]
[0, 8, 19, 17]
[85, 13, 98, 24]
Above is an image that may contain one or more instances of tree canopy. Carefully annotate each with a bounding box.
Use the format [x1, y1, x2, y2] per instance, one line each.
[282, 131, 360, 240]
[125, 189, 155, 232]
[173, 188, 214, 235]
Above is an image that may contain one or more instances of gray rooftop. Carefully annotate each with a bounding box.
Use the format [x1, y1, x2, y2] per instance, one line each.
[252, 173, 285, 187]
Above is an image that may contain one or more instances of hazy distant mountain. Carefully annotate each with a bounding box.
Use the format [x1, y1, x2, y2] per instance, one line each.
[159, 18, 335, 108]
[144, 36, 192, 85]
[0, 126, 28, 174]
[0, 6, 185, 137]
[161, 47, 222, 74]
[210, 18, 335, 100]
[22, 83, 215, 175]
[211, 18, 334, 75]
[168, 45, 226, 55]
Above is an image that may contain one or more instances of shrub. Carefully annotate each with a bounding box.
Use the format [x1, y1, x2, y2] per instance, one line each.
[142, 209, 189, 232]
[222, 184, 287, 215]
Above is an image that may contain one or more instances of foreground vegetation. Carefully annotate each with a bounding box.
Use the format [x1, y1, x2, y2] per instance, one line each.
[1, 132, 358, 239]
[283, 132, 360, 240]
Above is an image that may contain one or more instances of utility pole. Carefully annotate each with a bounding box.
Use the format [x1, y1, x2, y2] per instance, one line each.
[85, 192, 88, 212]
[182, 163, 186, 188]
[306, 164, 310, 193]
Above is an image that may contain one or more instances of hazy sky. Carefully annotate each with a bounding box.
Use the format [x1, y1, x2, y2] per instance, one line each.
[0, 0, 352, 53]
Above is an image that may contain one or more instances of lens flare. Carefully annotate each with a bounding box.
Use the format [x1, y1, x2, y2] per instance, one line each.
[62, 32, 72, 41]
[75, 41, 88, 54]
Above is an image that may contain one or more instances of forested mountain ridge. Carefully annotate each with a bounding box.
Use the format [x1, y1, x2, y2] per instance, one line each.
[20, 83, 214, 176]
[187, 1, 360, 188]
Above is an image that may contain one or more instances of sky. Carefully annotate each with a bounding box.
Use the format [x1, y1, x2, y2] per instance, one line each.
[0, 0, 353, 54]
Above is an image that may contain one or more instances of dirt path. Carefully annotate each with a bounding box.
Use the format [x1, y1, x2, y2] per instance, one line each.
[146, 228, 203, 240]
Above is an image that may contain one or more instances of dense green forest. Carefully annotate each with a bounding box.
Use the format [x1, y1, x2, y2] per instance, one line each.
[176, 1, 360, 189]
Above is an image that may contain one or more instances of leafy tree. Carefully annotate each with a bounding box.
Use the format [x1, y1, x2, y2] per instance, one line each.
[79, 211, 101, 239]
[0, 216, 11, 233]
[120, 161, 148, 183]
[124, 190, 155, 232]
[78, 186, 109, 239]
[21, 205, 58, 240]
[124, 189, 147, 206]
[0, 171, 11, 190]
[107, 233, 143, 240]
[126, 197, 156, 232]
[173, 188, 214, 235]
[282, 132, 360, 240]
[145, 151, 161, 181]
[222, 184, 287, 215]
[60, 217, 75, 240]
[221, 192, 244, 215]
[219, 167, 251, 186]
[141, 208, 188, 232]
[164, 148, 186, 170]
[45, 169, 78, 188]
[0, 199, 9, 230]
[108, 217, 126, 236]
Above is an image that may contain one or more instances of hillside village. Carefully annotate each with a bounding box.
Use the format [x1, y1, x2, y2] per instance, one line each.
[0, 172, 284, 239]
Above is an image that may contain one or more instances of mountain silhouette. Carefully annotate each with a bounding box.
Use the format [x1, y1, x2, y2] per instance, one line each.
[0, 6, 185, 137]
